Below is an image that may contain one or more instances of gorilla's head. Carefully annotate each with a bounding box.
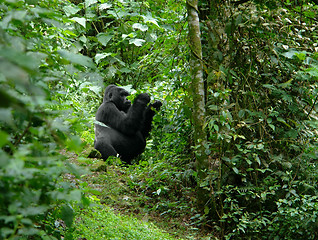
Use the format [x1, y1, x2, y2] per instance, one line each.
[104, 85, 131, 112]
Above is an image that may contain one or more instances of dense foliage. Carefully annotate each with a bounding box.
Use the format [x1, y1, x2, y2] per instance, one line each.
[1, 0, 318, 239]
[0, 1, 93, 238]
[198, 1, 318, 238]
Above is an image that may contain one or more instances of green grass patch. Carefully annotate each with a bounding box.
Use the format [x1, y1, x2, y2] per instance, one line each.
[72, 204, 181, 240]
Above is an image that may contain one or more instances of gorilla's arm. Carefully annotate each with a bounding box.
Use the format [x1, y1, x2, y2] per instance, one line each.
[140, 100, 162, 139]
[96, 93, 150, 136]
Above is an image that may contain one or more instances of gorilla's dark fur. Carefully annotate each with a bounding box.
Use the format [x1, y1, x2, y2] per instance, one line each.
[94, 85, 162, 164]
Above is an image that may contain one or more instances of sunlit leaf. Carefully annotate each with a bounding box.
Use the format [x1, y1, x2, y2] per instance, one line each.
[282, 50, 297, 59]
[85, 0, 97, 8]
[233, 167, 239, 174]
[132, 23, 148, 32]
[71, 17, 86, 28]
[57, 50, 95, 69]
[95, 53, 112, 64]
[129, 38, 146, 46]
[142, 14, 160, 27]
[99, 3, 112, 10]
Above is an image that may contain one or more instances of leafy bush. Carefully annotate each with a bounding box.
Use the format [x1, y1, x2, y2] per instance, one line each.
[270, 195, 318, 239]
[0, 0, 92, 238]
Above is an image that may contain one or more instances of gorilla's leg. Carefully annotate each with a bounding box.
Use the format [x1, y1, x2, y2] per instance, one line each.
[94, 140, 117, 161]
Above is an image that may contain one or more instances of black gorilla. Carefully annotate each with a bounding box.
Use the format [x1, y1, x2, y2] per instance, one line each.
[94, 85, 162, 164]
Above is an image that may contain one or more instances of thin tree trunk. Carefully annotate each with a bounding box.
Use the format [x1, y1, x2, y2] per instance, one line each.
[186, 0, 209, 211]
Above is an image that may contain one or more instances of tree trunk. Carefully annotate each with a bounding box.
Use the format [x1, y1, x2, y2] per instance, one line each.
[186, 0, 209, 211]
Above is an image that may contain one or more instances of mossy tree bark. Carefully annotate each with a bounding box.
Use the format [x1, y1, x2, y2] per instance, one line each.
[186, 0, 209, 212]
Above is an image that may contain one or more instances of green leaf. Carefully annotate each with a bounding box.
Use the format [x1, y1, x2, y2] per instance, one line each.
[282, 50, 308, 60]
[61, 204, 74, 228]
[285, 129, 298, 138]
[97, 33, 112, 46]
[238, 110, 245, 118]
[63, 5, 81, 17]
[0, 131, 9, 147]
[69, 189, 82, 202]
[235, 14, 242, 25]
[99, 3, 112, 10]
[305, 65, 318, 77]
[129, 38, 146, 46]
[119, 67, 131, 73]
[0, 108, 13, 124]
[21, 206, 49, 216]
[95, 53, 112, 64]
[204, 206, 209, 215]
[282, 50, 297, 59]
[57, 50, 95, 69]
[263, 84, 276, 90]
[85, 0, 97, 7]
[261, 192, 267, 201]
[71, 17, 86, 28]
[295, 51, 307, 61]
[209, 105, 218, 111]
[66, 135, 83, 153]
[278, 79, 293, 88]
[122, 33, 135, 39]
[0, 47, 38, 71]
[0, 151, 10, 168]
[132, 23, 148, 32]
[268, 124, 275, 131]
[146, 33, 157, 42]
[142, 14, 160, 28]
[106, 66, 117, 78]
[254, 154, 261, 165]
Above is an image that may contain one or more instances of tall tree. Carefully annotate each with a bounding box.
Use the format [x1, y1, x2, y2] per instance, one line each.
[186, 0, 209, 210]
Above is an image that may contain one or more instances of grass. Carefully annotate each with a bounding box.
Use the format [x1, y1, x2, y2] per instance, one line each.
[71, 204, 181, 240]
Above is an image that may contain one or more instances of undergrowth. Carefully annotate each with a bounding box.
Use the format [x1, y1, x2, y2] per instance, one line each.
[65, 150, 213, 240]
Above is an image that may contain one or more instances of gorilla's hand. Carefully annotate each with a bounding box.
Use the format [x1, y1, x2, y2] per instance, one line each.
[151, 100, 162, 111]
[135, 93, 150, 104]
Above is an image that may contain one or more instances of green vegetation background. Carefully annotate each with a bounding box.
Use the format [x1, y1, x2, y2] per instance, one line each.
[1, 0, 318, 239]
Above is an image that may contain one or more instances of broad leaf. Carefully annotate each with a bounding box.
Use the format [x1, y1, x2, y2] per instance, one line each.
[129, 38, 146, 46]
[57, 50, 95, 69]
[97, 33, 112, 46]
[71, 17, 86, 28]
[99, 3, 112, 10]
[85, 0, 97, 8]
[142, 14, 160, 28]
[132, 23, 148, 32]
[95, 53, 112, 64]
[63, 5, 81, 17]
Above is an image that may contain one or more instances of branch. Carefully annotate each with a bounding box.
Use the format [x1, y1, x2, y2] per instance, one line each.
[306, 94, 318, 118]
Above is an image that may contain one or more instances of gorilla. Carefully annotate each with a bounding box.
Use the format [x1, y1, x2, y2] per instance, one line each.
[94, 85, 162, 164]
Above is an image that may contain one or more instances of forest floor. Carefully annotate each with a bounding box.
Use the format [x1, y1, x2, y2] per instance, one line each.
[63, 150, 211, 240]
